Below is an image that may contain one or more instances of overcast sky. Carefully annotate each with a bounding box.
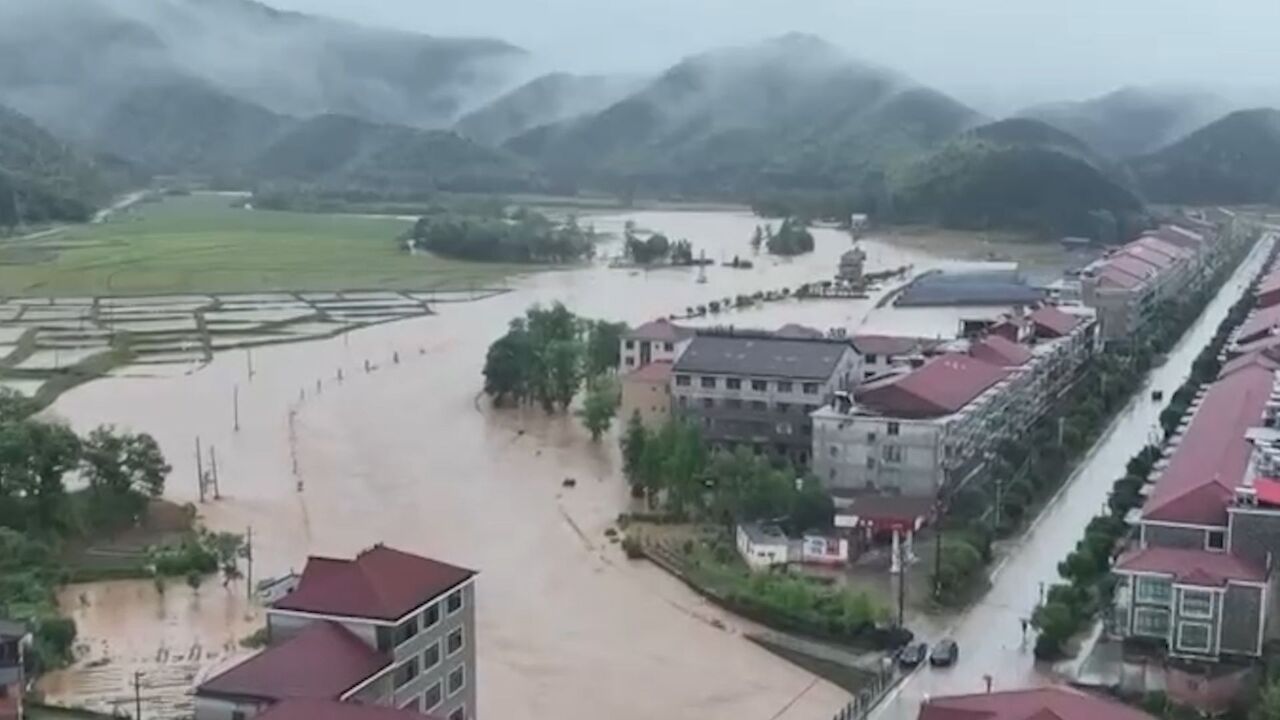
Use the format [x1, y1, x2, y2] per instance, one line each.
[269, 0, 1280, 113]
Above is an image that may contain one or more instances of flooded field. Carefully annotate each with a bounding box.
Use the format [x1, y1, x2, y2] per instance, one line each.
[38, 211, 1075, 719]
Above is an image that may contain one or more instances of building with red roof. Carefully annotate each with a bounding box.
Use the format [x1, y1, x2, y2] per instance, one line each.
[1028, 305, 1086, 339]
[197, 546, 477, 720]
[814, 307, 1095, 498]
[918, 686, 1155, 720]
[1111, 351, 1280, 662]
[1236, 303, 1280, 345]
[850, 334, 941, 381]
[621, 360, 672, 429]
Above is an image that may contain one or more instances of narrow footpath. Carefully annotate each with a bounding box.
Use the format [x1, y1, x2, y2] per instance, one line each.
[871, 234, 1275, 720]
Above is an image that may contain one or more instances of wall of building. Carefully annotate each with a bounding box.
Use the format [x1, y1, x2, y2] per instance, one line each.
[620, 375, 670, 429]
[1228, 507, 1280, 567]
[811, 414, 945, 496]
[621, 338, 686, 370]
[194, 695, 267, 720]
[388, 583, 477, 720]
[266, 612, 380, 650]
[1220, 583, 1264, 656]
[1143, 523, 1211, 550]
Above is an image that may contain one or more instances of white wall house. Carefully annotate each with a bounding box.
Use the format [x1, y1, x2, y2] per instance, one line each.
[736, 523, 790, 570]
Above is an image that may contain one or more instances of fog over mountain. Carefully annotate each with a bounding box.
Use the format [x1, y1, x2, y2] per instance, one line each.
[271, 0, 1280, 115]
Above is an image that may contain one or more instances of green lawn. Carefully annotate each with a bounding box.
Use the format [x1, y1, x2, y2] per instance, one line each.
[0, 194, 530, 297]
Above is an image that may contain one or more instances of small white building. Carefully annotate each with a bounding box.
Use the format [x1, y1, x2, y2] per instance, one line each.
[620, 319, 693, 370]
[735, 523, 790, 570]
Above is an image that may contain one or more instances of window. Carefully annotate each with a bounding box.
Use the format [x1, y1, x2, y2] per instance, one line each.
[232, 712, 246, 720]
[887, 422, 900, 436]
[678, 396, 688, 408]
[394, 658, 420, 688]
[882, 444, 903, 464]
[829, 445, 839, 458]
[1178, 621, 1213, 653]
[1207, 530, 1225, 550]
[726, 398, 743, 409]
[750, 400, 767, 412]
[663, 342, 674, 352]
[1133, 607, 1170, 637]
[865, 456, 876, 469]
[777, 381, 793, 393]
[702, 398, 715, 409]
[776, 422, 793, 435]
[447, 627, 465, 656]
[449, 706, 466, 720]
[1180, 589, 1213, 619]
[1135, 577, 1172, 605]
[422, 603, 441, 630]
[866, 353, 878, 364]
[423, 640, 442, 671]
[701, 376, 716, 389]
[423, 681, 443, 711]
[447, 590, 463, 615]
[802, 382, 819, 395]
[448, 666, 466, 696]
[625, 340, 635, 349]
[625, 357, 635, 367]
[675, 374, 691, 387]
[866, 432, 876, 443]
[751, 380, 768, 392]
[393, 616, 419, 646]
[776, 402, 790, 412]
[726, 378, 741, 390]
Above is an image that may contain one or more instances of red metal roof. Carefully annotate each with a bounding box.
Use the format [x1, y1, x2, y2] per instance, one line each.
[856, 353, 1008, 419]
[1133, 236, 1194, 261]
[1028, 305, 1084, 338]
[918, 686, 1155, 720]
[1236, 305, 1280, 344]
[628, 319, 691, 342]
[1148, 225, 1205, 250]
[1105, 254, 1161, 281]
[627, 360, 673, 383]
[197, 621, 389, 702]
[273, 545, 475, 622]
[1142, 356, 1276, 526]
[969, 335, 1033, 367]
[1119, 244, 1175, 270]
[1115, 546, 1267, 586]
[1095, 266, 1144, 290]
[1229, 333, 1280, 359]
[258, 699, 444, 720]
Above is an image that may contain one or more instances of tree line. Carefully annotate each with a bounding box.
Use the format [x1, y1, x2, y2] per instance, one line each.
[410, 208, 597, 264]
[623, 221, 695, 265]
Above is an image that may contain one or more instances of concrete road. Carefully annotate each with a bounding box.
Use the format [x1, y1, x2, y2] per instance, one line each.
[872, 235, 1274, 719]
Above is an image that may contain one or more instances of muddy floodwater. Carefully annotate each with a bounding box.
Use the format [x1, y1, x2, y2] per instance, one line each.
[39, 211, 1075, 719]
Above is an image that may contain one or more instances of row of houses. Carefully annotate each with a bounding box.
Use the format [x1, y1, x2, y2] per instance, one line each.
[1081, 213, 1246, 342]
[1108, 253, 1280, 677]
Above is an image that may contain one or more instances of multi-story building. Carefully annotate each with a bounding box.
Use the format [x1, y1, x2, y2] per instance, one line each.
[196, 545, 476, 720]
[0, 620, 26, 720]
[671, 331, 860, 464]
[620, 361, 672, 429]
[1109, 350, 1280, 662]
[620, 319, 692, 370]
[849, 335, 937, 382]
[813, 305, 1095, 497]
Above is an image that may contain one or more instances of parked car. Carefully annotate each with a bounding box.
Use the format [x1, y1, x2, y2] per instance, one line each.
[929, 639, 959, 667]
[897, 642, 928, 668]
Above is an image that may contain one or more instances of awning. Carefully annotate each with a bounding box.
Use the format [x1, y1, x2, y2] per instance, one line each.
[1255, 477, 1280, 507]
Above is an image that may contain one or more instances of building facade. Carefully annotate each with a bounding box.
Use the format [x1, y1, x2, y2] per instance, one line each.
[0, 620, 25, 720]
[671, 333, 860, 465]
[620, 361, 673, 429]
[196, 546, 476, 720]
[620, 319, 692, 370]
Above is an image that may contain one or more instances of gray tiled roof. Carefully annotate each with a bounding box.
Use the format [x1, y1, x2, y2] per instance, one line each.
[896, 269, 1046, 307]
[674, 334, 850, 380]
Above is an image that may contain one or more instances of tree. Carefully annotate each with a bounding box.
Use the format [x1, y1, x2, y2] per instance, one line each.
[621, 413, 647, 489]
[483, 325, 533, 405]
[80, 427, 171, 529]
[577, 377, 620, 441]
[750, 225, 764, 253]
[585, 321, 627, 377]
[543, 339, 583, 412]
[0, 419, 81, 534]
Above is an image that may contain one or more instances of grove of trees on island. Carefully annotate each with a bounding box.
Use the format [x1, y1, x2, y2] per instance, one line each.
[623, 221, 696, 265]
[763, 218, 815, 256]
[410, 207, 597, 263]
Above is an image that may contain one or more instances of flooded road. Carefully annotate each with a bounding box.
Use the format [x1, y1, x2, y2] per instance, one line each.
[41, 211, 1072, 719]
[871, 234, 1275, 719]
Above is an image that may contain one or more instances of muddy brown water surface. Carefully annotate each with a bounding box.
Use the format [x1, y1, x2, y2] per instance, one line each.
[38, 211, 1074, 719]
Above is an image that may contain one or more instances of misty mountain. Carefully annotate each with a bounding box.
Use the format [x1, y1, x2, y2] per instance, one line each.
[0, 105, 125, 226]
[0, 0, 526, 136]
[891, 118, 1145, 238]
[505, 34, 983, 196]
[253, 114, 539, 194]
[1017, 87, 1233, 158]
[1132, 108, 1280, 205]
[456, 73, 644, 145]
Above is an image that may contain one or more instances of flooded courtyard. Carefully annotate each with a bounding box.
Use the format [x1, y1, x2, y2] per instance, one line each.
[36, 210, 1077, 719]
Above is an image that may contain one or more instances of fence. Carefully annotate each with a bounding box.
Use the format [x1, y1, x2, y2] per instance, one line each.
[827, 662, 901, 720]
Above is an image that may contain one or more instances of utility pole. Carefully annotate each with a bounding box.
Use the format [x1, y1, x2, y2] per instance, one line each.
[233, 384, 240, 432]
[246, 349, 255, 380]
[245, 525, 254, 601]
[133, 670, 142, 720]
[195, 436, 205, 503]
[993, 476, 1003, 530]
[209, 446, 221, 500]
[896, 529, 907, 629]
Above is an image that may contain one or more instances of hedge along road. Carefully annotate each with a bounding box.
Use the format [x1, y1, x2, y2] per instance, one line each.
[872, 232, 1275, 719]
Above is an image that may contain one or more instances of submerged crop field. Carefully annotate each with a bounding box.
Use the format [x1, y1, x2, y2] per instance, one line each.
[0, 193, 528, 297]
